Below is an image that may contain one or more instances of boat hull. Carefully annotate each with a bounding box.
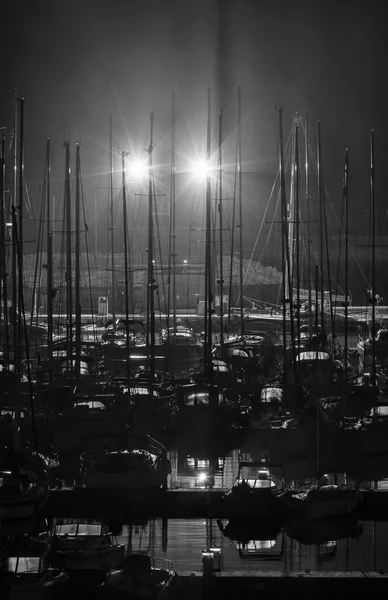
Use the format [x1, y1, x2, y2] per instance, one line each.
[53, 545, 125, 571]
[221, 489, 283, 518]
[0, 489, 47, 521]
[285, 490, 362, 520]
[3, 571, 68, 600]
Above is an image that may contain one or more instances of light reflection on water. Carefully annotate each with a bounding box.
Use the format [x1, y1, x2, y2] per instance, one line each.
[114, 518, 388, 573]
[166, 448, 388, 492]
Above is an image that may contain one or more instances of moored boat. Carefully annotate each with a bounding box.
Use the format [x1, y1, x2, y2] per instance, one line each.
[47, 518, 125, 571]
[221, 460, 285, 518]
[0, 536, 68, 600]
[83, 448, 170, 493]
[282, 481, 362, 520]
[0, 449, 49, 521]
[96, 553, 177, 600]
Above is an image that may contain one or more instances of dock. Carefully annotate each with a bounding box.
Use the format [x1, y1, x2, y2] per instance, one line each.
[177, 569, 388, 595]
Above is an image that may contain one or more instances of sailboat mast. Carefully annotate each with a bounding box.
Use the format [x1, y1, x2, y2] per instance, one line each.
[218, 108, 224, 352]
[304, 112, 313, 322]
[46, 138, 53, 362]
[64, 141, 73, 372]
[294, 120, 301, 348]
[12, 95, 18, 359]
[317, 121, 325, 332]
[167, 86, 177, 340]
[110, 115, 116, 329]
[17, 98, 24, 371]
[75, 143, 81, 381]
[121, 150, 130, 382]
[343, 148, 349, 399]
[237, 83, 244, 339]
[276, 106, 288, 390]
[147, 111, 156, 380]
[204, 85, 213, 378]
[0, 135, 8, 355]
[370, 129, 376, 386]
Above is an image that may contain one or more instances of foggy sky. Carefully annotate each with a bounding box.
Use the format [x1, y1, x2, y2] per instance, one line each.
[2, 0, 387, 259]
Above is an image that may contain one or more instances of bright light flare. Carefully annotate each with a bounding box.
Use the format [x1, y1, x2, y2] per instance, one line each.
[197, 472, 208, 483]
[190, 159, 210, 180]
[127, 159, 148, 180]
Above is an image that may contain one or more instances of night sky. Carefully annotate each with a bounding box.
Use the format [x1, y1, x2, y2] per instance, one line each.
[2, 0, 387, 262]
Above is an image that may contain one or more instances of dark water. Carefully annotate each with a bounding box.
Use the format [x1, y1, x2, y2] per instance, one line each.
[2, 443, 388, 600]
[56, 517, 388, 599]
[115, 517, 388, 573]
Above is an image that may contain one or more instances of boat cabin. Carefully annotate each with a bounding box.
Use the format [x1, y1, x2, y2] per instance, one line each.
[235, 461, 283, 491]
[175, 383, 235, 409]
[294, 351, 333, 389]
[213, 337, 264, 372]
[250, 386, 283, 425]
[170, 383, 239, 428]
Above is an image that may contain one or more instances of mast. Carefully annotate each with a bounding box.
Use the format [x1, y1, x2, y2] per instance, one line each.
[315, 263, 320, 478]
[75, 143, 81, 381]
[286, 118, 296, 304]
[12, 95, 18, 360]
[204, 85, 213, 379]
[46, 138, 53, 362]
[167, 86, 177, 340]
[109, 115, 116, 329]
[276, 106, 288, 390]
[121, 150, 130, 382]
[0, 134, 9, 361]
[147, 111, 156, 381]
[343, 148, 349, 400]
[370, 129, 376, 387]
[237, 83, 244, 340]
[294, 120, 301, 349]
[17, 98, 24, 376]
[218, 108, 224, 353]
[64, 141, 73, 374]
[304, 112, 312, 314]
[317, 121, 325, 332]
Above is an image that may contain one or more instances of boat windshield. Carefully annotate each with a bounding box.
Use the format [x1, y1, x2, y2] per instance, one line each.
[55, 523, 102, 537]
[184, 392, 209, 406]
[212, 360, 229, 372]
[240, 539, 276, 552]
[237, 464, 282, 489]
[261, 388, 282, 403]
[6, 556, 41, 573]
[370, 405, 388, 417]
[237, 536, 283, 559]
[296, 351, 330, 362]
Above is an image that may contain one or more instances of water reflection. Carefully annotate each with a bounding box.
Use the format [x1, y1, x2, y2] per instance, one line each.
[167, 448, 388, 492]
[169, 452, 225, 489]
[114, 518, 388, 573]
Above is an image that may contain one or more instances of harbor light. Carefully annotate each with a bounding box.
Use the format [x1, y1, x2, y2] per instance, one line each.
[190, 159, 210, 180]
[127, 158, 148, 180]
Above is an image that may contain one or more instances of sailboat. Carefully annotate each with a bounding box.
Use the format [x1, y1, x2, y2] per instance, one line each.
[0, 97, 50, 521]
